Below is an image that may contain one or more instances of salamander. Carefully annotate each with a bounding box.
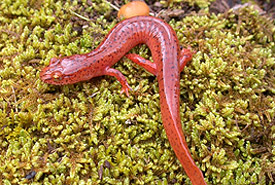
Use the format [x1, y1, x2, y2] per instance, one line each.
[40, 16, 206, 185]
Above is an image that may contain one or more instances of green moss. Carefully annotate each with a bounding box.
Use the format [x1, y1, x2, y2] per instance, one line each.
[160, 0, 214, 9]
[0, 0, 274, 184]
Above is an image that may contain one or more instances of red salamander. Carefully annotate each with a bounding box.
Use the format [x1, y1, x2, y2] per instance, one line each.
[40, 16, 206, 185]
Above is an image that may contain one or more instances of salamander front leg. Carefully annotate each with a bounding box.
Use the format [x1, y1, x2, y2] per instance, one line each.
[125, 54, 157, 76]
[104, 67, 133, 96]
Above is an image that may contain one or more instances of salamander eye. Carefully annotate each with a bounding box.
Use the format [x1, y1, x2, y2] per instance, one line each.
[51, 71, 63, 81]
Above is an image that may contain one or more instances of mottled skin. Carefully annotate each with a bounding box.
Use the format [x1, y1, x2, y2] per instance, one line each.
[40, 16, 206, 185]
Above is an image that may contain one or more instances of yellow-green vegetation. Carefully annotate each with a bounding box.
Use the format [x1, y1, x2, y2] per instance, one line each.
[159, 0, 215, 9]
[0, 0, 274, 184]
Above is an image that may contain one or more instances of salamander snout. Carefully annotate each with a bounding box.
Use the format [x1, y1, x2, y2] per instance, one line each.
[40, 57, 65, 85]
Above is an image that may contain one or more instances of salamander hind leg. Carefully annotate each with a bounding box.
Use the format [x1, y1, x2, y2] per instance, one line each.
[179, 48, 195, 72]
[125, 53, 157, 76]
[104, 67, 133, 97]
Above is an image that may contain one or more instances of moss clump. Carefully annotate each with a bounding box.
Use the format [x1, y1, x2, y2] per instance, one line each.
[173, 5, 275, 184]
[0, 0, 274, 184]
[159, 0, 215, 9]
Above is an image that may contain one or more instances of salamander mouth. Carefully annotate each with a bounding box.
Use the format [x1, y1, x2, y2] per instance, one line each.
[40, 68, 75, 85]
[40, 68, 50, 81]
[40, 73, 51, 82]
[40, 68, 61, 85]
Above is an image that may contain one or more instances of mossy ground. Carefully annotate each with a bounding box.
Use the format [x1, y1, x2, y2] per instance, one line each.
[0, 0, 274, 184]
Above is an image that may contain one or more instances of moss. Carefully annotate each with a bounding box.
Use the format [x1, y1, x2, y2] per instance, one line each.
[159, 0, 215, 9]
[0, 0, 274, 184]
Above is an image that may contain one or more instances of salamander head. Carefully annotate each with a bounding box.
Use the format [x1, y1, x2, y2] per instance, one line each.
[40, 55, 86, 85]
